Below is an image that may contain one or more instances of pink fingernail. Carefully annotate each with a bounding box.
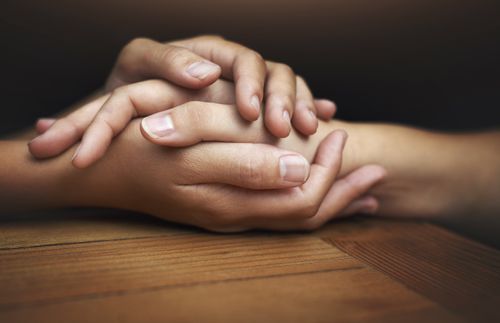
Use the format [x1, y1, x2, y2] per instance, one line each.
[279, 154, 309, 182]
[283, 110, 291, 124]
[72, 144, 81, 161]
[250, 95, 260, 113]
[142, 114, 175, 138]
[186, 61, 220, 80]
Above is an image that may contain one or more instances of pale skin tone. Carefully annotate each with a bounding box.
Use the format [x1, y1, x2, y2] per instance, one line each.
[2, 96, 499, 231]
[37, 79, 500, 223]
[2, 36, 499, 232]
[28, 36, 337, 168]
[6, 36, 384, 231]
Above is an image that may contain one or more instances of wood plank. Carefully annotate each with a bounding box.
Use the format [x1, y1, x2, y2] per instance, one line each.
[0, 269, 461, 323]
[323, 220, 500, 322]
[0, 209, 185, 249]
[0, 233, 360, 308]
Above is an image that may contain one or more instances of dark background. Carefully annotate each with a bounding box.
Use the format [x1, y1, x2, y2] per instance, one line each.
[2, 0, 499, 134]
[1, 0, 499, 245]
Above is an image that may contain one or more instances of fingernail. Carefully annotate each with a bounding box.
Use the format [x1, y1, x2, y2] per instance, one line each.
[308, 109, 317, 120]
[186, 61, 220, 80]
[250, 95, 260, 113]
[279, 154, 309, 182]
[283, 110, 291, 125]
[72, 144, 81, 161]
[359, 201, 379, 214]
[142, 114, 175, 138]
[28, 136, 39, 146]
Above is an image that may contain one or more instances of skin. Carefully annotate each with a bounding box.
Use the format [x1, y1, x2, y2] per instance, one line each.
[2, 105, 499, 231]
[0, 124, 385, 232]
[28, 36, 337, 168]
[4, 36, 499, 232]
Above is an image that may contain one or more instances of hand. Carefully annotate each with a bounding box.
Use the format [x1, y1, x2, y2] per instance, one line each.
[28, 36, 338, 166]
[84, 120, 385, 232]
[29, 79, 335, 168]
[106, 35, 337, 134]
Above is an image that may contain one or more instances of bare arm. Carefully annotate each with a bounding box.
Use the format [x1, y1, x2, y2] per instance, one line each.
[331, 123, 500, 220]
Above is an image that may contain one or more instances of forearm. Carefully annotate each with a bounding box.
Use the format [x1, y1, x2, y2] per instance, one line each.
[315, 121, 500, 220]
[0, 140, 105, 213]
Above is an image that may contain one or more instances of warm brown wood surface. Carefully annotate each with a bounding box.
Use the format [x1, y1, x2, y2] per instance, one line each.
[1, 210, 499, 322]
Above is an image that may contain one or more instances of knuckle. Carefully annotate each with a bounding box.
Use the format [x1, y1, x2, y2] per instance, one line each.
[155, 45, 188, 66]
[275, 63, 294, 75]
[237, 155, 266, 187]
[182, 101, 207, 127]
[201, 34, 225, 41]
[296, 75, 306, 85]
[119, 38, 150, 67]
[109, 85, 129, 98]
[246, 50, 264, 63]
[124, 37, 149, 51]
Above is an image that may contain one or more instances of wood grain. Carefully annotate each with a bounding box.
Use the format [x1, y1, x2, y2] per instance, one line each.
[0, 233, 359, 308]
[325, 221, 500, 321]
[0, 268, 460, 323]
[1, 211, 498, 322]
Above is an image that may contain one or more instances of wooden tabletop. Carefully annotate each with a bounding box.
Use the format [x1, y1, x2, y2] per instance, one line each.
[1, 210, 499, 323]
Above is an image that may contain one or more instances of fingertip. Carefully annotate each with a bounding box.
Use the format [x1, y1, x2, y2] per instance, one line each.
[314, 129, 348, 166]
[27, 136, 42, 157]
[358, 196, 380, 215]
[71, 143, 93, 169]
[236, 81, 262, 121]
[314, 99, 337, 120]
[292, 101, 319, 136]
[237, 98, 260, 121]
[364, 164, 388, 183]
[35, 118, 56, 134]
[279, 153, 311, 185]
[27, 131, 60, 159]
[184, 61, 221, 88]
[329, 129, 348, 148]
[264, 97, 292, 138]
[345, 196, 379, 216]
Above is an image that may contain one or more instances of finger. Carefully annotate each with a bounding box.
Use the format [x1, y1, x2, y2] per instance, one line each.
[28, 95, 109, 158]
[263, 62, 296, 138]
[293, 76, 318, 135]
[338, 196, 379, 217]
[172, 35, 266, 121]
[107, 38, 221, 91]
[314, 99, 337, 120]
[141, 102, 272, 147]
[299, 165, 386, 229]
[176, 143, 310, 189]
[29, 79, 236, 161]
[256, 165, 386, 231]
[72, 80, 213, 168]
[184, 130, 348, 222]
[35, 118, 56, 134]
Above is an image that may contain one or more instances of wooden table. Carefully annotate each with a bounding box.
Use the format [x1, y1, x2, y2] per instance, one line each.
[1, 210, 499, 322]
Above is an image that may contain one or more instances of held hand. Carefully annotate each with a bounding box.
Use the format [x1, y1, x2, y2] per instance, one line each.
[29, 80, 335, 168]
[29, 36, 338, 166]
[106, 36, 337, 135]
[92, 121, 385, 232]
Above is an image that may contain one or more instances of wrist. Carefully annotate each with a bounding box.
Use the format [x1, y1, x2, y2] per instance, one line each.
[0, 140, 83, 211]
